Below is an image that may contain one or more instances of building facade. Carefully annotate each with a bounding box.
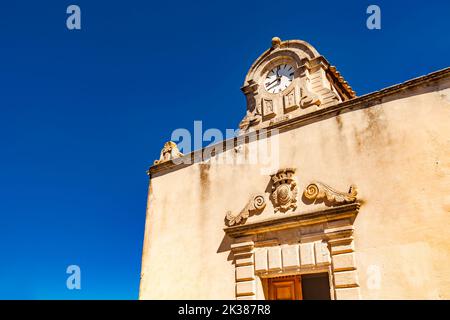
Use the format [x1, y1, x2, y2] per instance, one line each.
[139, 38, 450, 299]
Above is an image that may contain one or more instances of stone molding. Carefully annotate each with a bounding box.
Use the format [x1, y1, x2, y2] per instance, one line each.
[224, 203, 360, 238]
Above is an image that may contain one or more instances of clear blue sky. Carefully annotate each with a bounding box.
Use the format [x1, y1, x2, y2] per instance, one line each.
[0, 0, 448, 299]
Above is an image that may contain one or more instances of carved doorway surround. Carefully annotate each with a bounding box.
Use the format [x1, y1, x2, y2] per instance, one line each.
[224, 202, 361, 300]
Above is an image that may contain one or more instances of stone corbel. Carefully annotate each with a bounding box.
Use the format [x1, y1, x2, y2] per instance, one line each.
[303, 182, 357, 205]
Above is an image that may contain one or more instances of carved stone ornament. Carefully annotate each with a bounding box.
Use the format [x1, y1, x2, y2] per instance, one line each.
[238, 110, 261, 132]
[226, 194, 266, 226]
[262, 98, 275, 118]
[270, 168, 298, 212]
[283, 88, 299, 112]
[300, 85, 321, 108]
[304, 181, 357, 204]
[154, 141, 183, 165]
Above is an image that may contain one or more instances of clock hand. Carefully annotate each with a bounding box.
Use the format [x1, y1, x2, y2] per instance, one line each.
[266, 78, 281, 91]
[266, 77, 280, 87]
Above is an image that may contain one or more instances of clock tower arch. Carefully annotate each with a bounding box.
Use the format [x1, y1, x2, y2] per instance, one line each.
[239, 37, 356, 132]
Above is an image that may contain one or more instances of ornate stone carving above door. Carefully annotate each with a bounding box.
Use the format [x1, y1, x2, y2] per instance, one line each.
[270, 168, 298, 213]
[226, 194, 266, 226]
[223, 168, 359, 226]
[303, 181, 357, 205]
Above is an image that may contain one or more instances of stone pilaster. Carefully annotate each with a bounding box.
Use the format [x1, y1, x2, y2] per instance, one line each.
[231, 237, 256, 300]
[326, 226, 361, 300]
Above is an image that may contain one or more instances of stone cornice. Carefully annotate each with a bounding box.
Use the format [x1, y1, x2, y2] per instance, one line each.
[223, 203, 360, 238]
[148, 67, 450, 178]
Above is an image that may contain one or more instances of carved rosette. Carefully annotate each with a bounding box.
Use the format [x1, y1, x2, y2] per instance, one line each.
[270, 168, 298, 212]
[304, 181, 357, 204]
[226, 194, 266, 226]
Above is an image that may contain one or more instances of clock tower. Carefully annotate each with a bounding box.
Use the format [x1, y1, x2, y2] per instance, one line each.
[239, 37, 356, 132]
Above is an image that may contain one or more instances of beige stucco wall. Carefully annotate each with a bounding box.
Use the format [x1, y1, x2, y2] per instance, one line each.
[139, 77, 450, 299]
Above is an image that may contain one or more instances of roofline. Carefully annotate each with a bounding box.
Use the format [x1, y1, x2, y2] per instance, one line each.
[149, 67, 450, 178]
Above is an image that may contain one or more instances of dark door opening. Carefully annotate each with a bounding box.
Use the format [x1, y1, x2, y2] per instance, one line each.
[301, 272, 331, 300]
[266, 272, 331, 300]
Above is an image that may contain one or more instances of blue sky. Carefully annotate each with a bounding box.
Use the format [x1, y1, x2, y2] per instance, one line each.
[0, 0, 448, 299]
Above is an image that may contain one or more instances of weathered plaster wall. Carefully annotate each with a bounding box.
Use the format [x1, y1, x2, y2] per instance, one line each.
[139, 77, 450, 299]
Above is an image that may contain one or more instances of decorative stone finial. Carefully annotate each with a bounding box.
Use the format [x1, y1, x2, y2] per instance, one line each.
[154, 141, 183, 165]
[271, 37, 281, 48]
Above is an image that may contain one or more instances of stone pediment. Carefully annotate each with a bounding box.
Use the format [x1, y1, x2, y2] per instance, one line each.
[224, 168, 359, 227]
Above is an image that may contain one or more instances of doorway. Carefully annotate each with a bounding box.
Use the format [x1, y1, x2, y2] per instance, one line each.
[266, 272, 331, 300]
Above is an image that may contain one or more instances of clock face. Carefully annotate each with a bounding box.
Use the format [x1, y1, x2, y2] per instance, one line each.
[264, 64, 294, 93]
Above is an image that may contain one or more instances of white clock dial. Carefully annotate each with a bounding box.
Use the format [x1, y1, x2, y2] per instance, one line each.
[264, 64, 294, 93]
